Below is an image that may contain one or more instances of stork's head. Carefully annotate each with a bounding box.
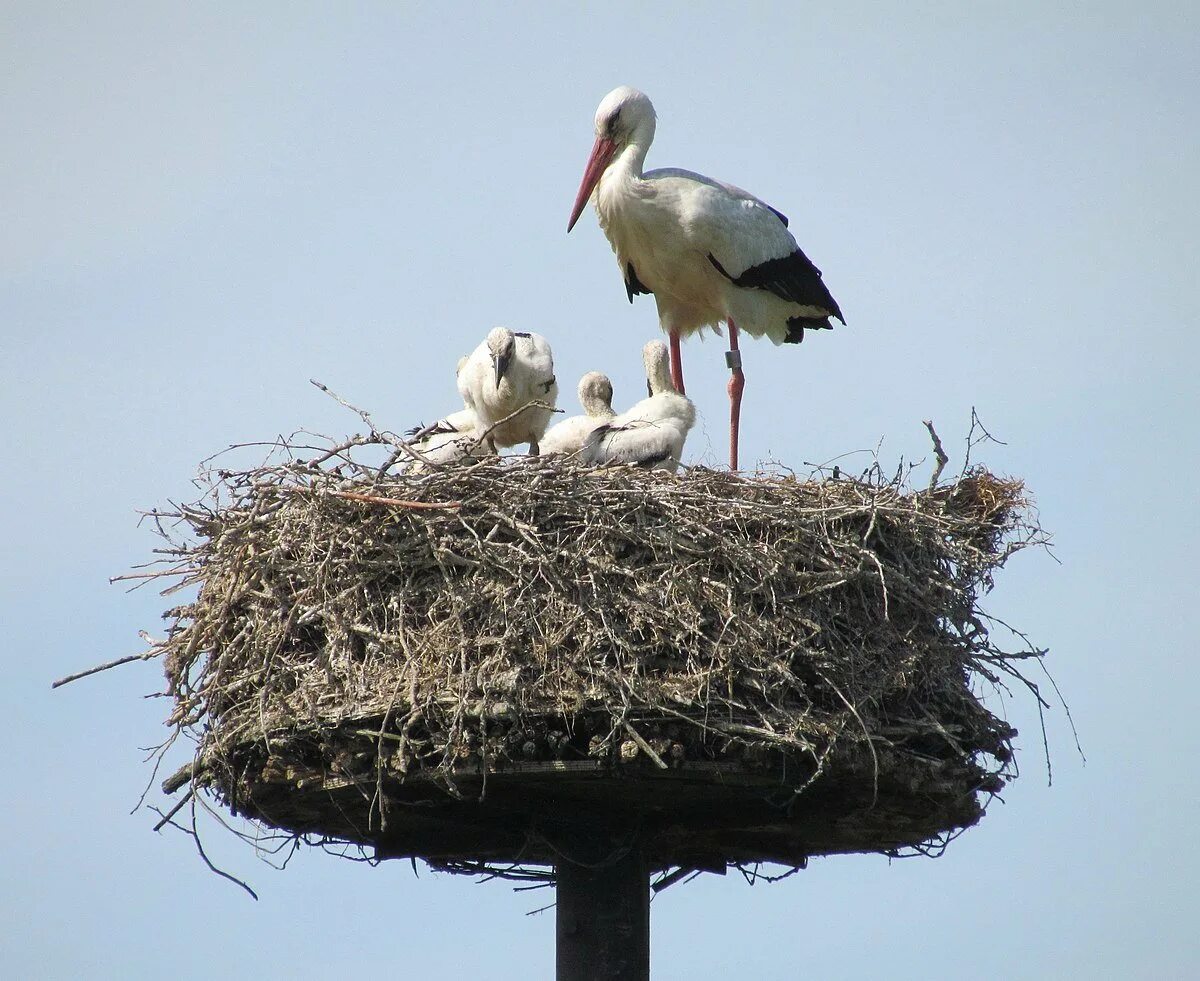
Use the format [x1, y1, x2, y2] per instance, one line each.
[577, 371, 614, 418]
[567, 86, 656, 232]
[642, 339, 673, 396]
[486, 327, 516, 388]
[594, 86, 656, 146]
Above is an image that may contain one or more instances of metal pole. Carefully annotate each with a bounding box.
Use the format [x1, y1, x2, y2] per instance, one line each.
[555, 845, 649, 981]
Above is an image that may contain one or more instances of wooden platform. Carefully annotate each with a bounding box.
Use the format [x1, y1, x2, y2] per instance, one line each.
[224, 744, 990, 870]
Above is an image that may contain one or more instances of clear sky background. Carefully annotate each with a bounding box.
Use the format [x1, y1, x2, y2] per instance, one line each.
[3, 2, 1197, 978]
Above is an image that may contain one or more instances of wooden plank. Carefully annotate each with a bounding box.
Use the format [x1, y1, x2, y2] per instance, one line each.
[556, 844, 649, 981]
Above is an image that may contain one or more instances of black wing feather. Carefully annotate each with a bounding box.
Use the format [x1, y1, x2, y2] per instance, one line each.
[625, 262, 651, 304]
[709, 250, 844, 325]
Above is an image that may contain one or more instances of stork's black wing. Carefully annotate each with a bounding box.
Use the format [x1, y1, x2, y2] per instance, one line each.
[708, 249, 844, 325]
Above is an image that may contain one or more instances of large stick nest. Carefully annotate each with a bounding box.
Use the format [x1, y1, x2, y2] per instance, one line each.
[140, 432, 1047, 875]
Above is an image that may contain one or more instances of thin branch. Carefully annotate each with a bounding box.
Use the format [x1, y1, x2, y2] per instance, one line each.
[310, 378, 378, 433]
[326, 489, 462, 510]
[52, 648, 162, 689]
[152, 788, 194, 832]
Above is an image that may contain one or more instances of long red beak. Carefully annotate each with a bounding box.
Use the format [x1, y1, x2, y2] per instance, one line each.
[567, 136, 617, 232]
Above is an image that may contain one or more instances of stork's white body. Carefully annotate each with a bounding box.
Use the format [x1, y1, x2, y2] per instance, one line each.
[581, 341, 694, 473]
[540, 371, 616, 456]
[457, 328, 559, 452]
[406, 412, 495, 473]
[598, 166, 837, 343]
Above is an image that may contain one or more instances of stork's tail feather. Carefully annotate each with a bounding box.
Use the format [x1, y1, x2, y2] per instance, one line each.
[785, 316, 839, 344]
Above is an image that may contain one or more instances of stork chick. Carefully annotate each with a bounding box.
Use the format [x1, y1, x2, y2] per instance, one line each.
[405, 410, 495, 473]
[540, 371, 616, 456]
[580, 340, 694, 473]
[458, 327, 558, 453]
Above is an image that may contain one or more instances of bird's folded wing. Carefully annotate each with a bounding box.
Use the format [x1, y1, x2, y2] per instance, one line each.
[582, 420, 675, 468]
[709, 247, 843, 320]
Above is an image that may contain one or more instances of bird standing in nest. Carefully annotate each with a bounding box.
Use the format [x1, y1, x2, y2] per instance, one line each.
[458, 327, 559, 454]
[567, 85, 844, 471]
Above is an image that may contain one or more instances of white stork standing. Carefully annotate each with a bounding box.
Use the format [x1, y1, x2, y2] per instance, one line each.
[457, 327, 559, 453]
[580, 340, 695, 473]
[539, 371, 616, 455]
[567, 86, 844, 471]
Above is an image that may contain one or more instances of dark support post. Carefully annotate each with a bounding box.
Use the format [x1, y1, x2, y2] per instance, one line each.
[556, 846, 650, 981]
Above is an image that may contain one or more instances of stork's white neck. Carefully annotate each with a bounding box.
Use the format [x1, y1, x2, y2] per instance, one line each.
[582, 392, 614, 418]
[608, 138, 649, 184]
[608, 108, 655, 182]
[645, 349, 674, 395]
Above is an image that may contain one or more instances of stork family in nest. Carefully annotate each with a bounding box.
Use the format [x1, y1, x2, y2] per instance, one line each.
[406, 86, 842, 474]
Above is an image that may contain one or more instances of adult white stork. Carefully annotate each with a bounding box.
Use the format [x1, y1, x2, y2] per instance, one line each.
[458, 327, 559, 453]
[580, 340, 695, 473]
[539, 371, 616, 455]
[567, 86, 844, 471]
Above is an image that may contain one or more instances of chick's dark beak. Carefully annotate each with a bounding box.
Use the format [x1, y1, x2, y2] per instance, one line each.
[493, 351, 511, 388]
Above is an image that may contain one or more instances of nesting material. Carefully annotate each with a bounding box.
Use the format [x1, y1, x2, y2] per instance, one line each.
[145, 437, 1045, 872]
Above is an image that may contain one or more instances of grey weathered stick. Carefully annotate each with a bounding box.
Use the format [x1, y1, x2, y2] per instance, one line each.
[52, 649, 161, 689]
[272, 484, 461, 510]
[311, 378, 377, 432]
[162, 761, 200, 795]
[623, 722, 669, 769]
[924, 420, 949, 490]
[325, 489, 462, 510]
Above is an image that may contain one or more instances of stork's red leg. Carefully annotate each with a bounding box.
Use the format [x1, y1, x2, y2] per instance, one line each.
[726, 320, 744, 471]
[669, 329, 686, 395]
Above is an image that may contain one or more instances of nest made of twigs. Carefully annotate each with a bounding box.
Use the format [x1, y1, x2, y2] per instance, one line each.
[134, 432, 1046, 874]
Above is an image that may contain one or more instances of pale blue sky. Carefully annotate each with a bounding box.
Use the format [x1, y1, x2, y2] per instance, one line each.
[3, 2, 1198, 978]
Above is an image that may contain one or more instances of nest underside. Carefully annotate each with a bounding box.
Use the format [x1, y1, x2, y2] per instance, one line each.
[145, 444, 1042, 871]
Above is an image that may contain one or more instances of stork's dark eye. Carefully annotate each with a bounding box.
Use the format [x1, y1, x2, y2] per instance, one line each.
[608, 110, 622, 135]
